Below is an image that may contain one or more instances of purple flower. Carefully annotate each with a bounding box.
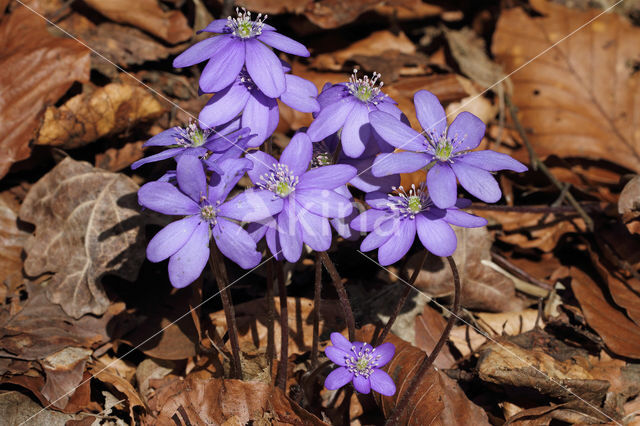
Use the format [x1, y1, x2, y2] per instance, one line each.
[243, 133, 356, 262]
[307, 70, 404, 158]
[324, 333, 396, 396]
[173, 9, 310, 98]
[199, 68, 320, 146]
[351, 183, 487, 265]
[137, 156, 278, 288]
[370, 90, 528, 208]
[131, 122, 249, 171]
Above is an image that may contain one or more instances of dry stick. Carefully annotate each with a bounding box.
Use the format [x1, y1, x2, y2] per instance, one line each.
[275, 260, 289, 391]
[318, 251, 356, 341]
[265, 258, 276, 374]
[311, 253, 323, 366]
[209, 243, 243, 379]
[505, 95, 594, 232]
[385, 256, 461, 426]
[374, 250, 429, 346]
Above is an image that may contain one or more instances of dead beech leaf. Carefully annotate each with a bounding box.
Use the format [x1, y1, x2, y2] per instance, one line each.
[88, 362, 145, 420]
[210, 296, 345, 358]
[145, 375, 327, 425]
[19, 157, 145, 318]
[357, 325, 490, 425]
[0, 391, 89, 425]
[413, 304, 455, 369]
[0, 7, 90, 179]
[408, 227, 525, 312]
[0, 198, 29, 289]
[37, 83, 165, 149]
[83, 0, 192, 44]
[619, 176, 640, 235]
[95, 141, 145, 172]
[40, 347, 92, 410]
[0, 282, 123, 360]
[492, 0, 640, 173]
[571, 268, 640, 359]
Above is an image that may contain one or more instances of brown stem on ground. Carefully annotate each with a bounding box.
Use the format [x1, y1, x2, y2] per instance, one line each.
[311, 253, 323, 366]
[374, 250, 428, 346]
[318, 251, 355, 341]
[209, 243, 243, 379]
[275, 260, 289, 391]
[385, 256, 461, 426]
[265, 258, 276, 374]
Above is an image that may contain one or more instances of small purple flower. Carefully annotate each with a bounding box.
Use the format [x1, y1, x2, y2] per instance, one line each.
[324, 333, 396, 396]
[370, 90, 528, 208]
[131, 122, 249, 171]
[243, 133, 356, 262]
[199, 68, 320, 146]
[307, 70, 404, 158]
[137, 156, 277, 288]
[173, 9, 310, 98]
[351, 183, 487, 265]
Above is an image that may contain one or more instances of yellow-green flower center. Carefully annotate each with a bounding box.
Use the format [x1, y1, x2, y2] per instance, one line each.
[407, 195, 422, 213]
[276, 181, 293, 197]
[435, 140, 453, 161]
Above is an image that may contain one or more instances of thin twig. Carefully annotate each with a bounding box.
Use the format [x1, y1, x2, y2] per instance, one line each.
[311, 253, 323, 366]
[275, 260, 289, 391]
[506, 95, 594, 231]
[318, 251, 355, 341]
[374, 250, 428, 346]
[385, 256, 461, 426]
[266, 258, 276, 374]
[209, 243, 243, 379]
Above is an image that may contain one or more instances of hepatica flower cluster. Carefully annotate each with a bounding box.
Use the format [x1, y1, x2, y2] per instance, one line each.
[134, 8, 527, 397]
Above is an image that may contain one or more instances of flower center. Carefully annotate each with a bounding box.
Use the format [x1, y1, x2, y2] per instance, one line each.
[199, 200, 220, 224]
[387, 183, 431, 219]
[344, 343, 381, 379]
[434, 139, 453, 161]
[226, 7, 267, 39]
[346, 69, 385, 104]
[176, 122, 211, 147]
[258, 163, 299, 198]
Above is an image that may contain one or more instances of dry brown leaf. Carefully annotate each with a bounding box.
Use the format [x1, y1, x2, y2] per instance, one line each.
[571, 268, 640, 359]
[88, 362, 145, 420]
[0, 197, 29, 289]
[619, 176, 640, 235]
[145, 374, 327, 425]
[210, 296, 345, 357]
[0, 6, 89, 179]
[83, 0, 192, 44]
[37, 82, 165, 149]
[0, 391, 90, 425]
[95, 141, 145, 172]
[492, 0, 640, 173]
[413, 304, 455, 369]
[0, 282, 123, 360]
[357, 325, 490, 425]
[407, 226, 525, 312]
[39, 347, 92, 410]
[19, 157, 145, 318]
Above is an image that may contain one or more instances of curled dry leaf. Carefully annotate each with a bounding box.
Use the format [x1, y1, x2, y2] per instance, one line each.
[145, 374, 327, 425]
[492, 0, 640, 174]
[407, 226, 526, 312]
[0, 6, 89, 179]
[619, 175, 640, 235]
[95, 141, 145, 172]
[39, 347, 92, 410]
[19, 157, 146, 318]
[0, 282, 123, 360]
[356, 325, 490, 425]
[82, 0, 192, 44]
[88, 362, 145, 420]
[37, 82, 165, 149]
[571, 267, 640, 359]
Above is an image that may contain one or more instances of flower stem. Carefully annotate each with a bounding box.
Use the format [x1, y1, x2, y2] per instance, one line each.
[374, 250, 428, 346]
[266, 258, 276, 374]
[318, 251, 355, 341]
[275, 260, 289, 391]
[209, 242, 243, 379]
[384, 256, 461, 426]
[311, 253, 323, 366]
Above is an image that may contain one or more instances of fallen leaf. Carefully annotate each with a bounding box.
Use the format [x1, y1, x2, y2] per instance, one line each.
[357, 325, 491, 425]
[83, 0, 192, 44]
[39, 347, 92, 410]
[0, 391, 90, 425]
[619, 176, 640, 235]
[492, 0, 640, 174]
[407, 227, 526, 312]
[88, 362, 145, 420]
[413, 304, 455, 369]
[571, 267, 640, 359]
[0, 6, 89, 179]
[37, 82, 165, 149]
[0, 282, 123, 360]
[145, 374, 327, 425]
[95, 141, 145, 172]
[19, 157, 146, 318]
[0, 197, 29, 289]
